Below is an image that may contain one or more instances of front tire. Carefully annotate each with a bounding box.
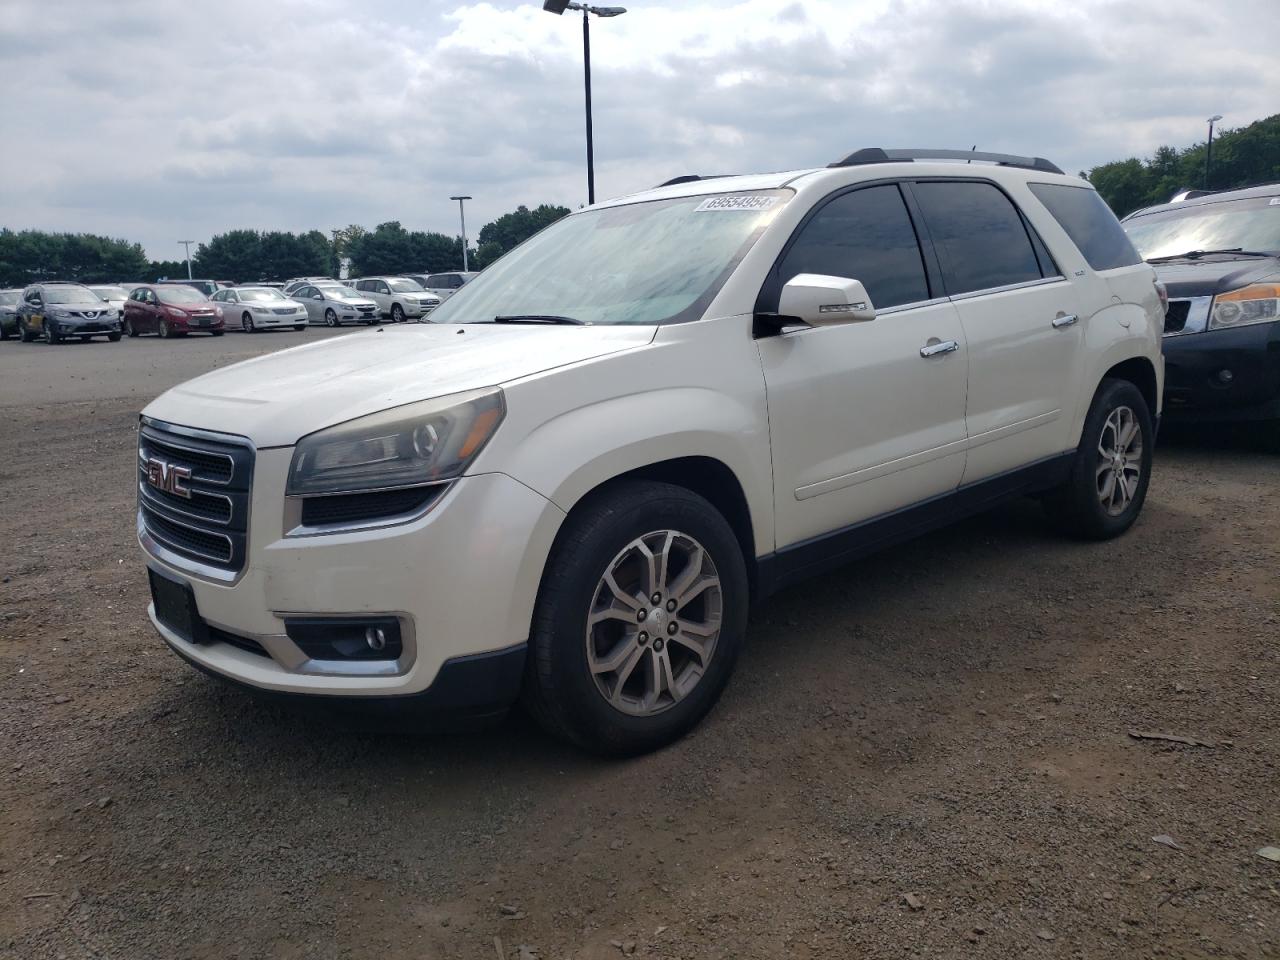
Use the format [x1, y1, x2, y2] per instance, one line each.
[107, 332, 121, 342]
[391, 303, 405, 323]
[294, 324, 306, 332]
[124, 317, 138, 338]
[45, 323, 61, 345]
[523, 481, 749, 756]
[325, 309, 338, 327]
[158, 319, 172, 339]
[242, 312, 255, 333]
[1044, 378, 1153, 540]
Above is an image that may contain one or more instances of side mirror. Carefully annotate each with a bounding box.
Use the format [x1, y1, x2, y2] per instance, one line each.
[777, 274, 876, 327]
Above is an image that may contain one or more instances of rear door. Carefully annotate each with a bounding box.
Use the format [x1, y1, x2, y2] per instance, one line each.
[757, 182, 970, 551]
[910, 179, 1084, 481]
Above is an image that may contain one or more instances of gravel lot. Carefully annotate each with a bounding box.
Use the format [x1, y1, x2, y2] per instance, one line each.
[1, 331, 1277, 960]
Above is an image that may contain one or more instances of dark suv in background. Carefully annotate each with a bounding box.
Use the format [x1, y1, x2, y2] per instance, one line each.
[1122, 183, 1280, 431]
[16, 282, 123, 343]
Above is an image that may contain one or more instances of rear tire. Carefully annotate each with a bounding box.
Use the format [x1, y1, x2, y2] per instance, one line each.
[0, 323, 10, 341]
[1043, 378, 1153, 540]
[523, 481, 749, 756]
[211, 330, 223, 337]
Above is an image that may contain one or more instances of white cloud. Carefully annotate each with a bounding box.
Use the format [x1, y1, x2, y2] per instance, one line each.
[0, 0, 1274, 258]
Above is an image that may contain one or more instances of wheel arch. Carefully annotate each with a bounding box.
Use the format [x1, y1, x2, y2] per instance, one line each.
[1102, 355, 1158, 419]
[564, 456, 761, 598]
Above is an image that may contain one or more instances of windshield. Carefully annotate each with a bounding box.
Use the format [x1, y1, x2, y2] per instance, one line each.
[430, 190, 791, 326]
[157, 286, 209, 304]
[1124, 195, 1280, 259]
[239, 288, 286, 302]
[0, 291, 20, 306]
[316, 283, 351, 297]
[45, 285, 100, 304]
[89, 286, 127, 300]
[387, 278, 425, 292]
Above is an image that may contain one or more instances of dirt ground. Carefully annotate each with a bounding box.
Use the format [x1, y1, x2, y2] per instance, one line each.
[1, 333, 1277, 960]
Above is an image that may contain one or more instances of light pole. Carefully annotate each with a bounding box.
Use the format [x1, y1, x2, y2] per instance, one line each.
[450, 195, 472, 272]
[1204, 115, 1223, 189]
[178, 240, 195, 280]
[542, 2, 627, 206]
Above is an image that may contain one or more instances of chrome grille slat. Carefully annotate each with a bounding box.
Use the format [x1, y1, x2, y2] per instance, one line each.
[138, 421, 254, 576]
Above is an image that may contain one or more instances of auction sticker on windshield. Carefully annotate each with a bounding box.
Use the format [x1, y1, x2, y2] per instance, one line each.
[695, 195, 780, 212]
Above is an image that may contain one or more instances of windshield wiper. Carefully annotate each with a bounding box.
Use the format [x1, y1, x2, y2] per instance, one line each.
[1147, 247, 1276, 263]
[493, 314, 585, 325]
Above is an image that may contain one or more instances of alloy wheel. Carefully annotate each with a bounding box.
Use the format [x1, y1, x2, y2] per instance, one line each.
[1096, 405, 1143, 516]
[242, 313, 254, 333]
[585, 529, 723, 717]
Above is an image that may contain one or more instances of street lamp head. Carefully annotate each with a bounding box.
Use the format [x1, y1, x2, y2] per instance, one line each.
[450, 195, 473, 201]
[542, 0, 571, 13]
[593, 6, 627, 15]
[1208, 114, 1223, 123]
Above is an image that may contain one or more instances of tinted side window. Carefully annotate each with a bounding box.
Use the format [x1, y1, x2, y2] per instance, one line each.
[775, 184, 930, 310]
[913, 181, 1042, 295]
[1029, 182, 1143, 271]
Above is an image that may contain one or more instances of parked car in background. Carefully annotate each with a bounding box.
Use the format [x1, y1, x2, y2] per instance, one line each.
[123, 284, 224, 338]
[351, 276, 441, 322]
[1122, 182, 1280, 430]
[89, 285, 129, 320]
[406, 271, 478, 301]
[159, 279, 221, 297]
[211, 286, 309, 332]
[17, 282, 123, 343]
[293, 281, 379, 326]
[136, 148, 1163, 755]
[282, 277, 334, 296]
[0, 289, 20, 340]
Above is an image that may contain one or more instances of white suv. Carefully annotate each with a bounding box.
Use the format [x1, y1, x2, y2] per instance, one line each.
[351, 276, 442, 322]
[137, 149, 1164, 755]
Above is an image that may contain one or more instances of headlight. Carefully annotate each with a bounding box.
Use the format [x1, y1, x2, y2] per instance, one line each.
[286, 388, 505, 496]
[168, 307, 189, 317]
[1209, 283, 1280, 330]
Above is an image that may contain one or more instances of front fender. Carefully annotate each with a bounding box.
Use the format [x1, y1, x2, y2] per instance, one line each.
[482, 368, 774, 558]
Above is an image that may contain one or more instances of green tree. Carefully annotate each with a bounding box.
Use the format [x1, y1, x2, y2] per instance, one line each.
[1086, 113, 1280, 216]
[476, 204, 570, 260]
[193, 229, 262, 281]
[0, 229, 149, 287]
[148, 259, 188, 280]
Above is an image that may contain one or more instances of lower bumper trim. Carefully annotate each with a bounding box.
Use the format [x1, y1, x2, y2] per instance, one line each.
[164, 636, 528, 722]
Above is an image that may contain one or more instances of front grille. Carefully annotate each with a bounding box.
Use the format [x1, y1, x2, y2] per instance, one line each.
[271, 307, 297, 315]
[139, 421, 254, 574]
[1165, 300, 1190, 334]
[299, 486, 442, 527]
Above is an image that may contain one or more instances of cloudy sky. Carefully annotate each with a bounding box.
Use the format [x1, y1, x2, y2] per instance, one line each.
[1, 0, 1276, 259]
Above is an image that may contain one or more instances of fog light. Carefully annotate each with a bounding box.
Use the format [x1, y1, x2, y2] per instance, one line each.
[1217, 369, 1234, 384]
[284, 617, 403, 661]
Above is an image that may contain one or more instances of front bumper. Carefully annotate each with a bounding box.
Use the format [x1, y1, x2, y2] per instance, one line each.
[141, 462, 565, 701]
[51, 317, 121, 336]
[1162, 321, 1280, 422]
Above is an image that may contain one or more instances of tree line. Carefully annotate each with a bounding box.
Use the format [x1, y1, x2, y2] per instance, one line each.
[0, 203, 570, 289]
[1085, 113, 1279, 218]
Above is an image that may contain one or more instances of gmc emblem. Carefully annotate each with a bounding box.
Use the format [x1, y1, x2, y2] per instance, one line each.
[146, 457, 192, 499]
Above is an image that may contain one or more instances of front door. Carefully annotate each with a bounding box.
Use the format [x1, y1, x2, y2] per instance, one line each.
[756, 183, 970, 552]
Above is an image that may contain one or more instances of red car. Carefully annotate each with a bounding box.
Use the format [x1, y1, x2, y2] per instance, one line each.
[123, 284, 224, 338]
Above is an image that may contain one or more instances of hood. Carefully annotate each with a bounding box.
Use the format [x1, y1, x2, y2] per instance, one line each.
[49, 300, 113, 312]
[1150, 256, 1280, 299]
[142, 322, 656, 447]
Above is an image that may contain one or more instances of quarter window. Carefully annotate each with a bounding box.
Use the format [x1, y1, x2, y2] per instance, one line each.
[1029, 182, 1142, 271]
[773, 184, 930, 311]
[913, 181, 1043, 295]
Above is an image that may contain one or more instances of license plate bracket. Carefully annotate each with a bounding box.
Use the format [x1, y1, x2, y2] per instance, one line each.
[149, 568, 209, 644]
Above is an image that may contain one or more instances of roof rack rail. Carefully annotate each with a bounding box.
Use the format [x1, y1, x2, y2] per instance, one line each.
[829, 148, 1064, 176]
[655, 174, 736, 188]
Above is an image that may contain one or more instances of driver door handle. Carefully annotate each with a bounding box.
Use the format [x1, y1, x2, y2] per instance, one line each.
[1052, 313, 1078, 328]
[920, 339, 959, 358]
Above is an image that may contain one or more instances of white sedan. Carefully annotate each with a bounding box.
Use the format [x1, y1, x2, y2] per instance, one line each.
[211, 287, 310, 332]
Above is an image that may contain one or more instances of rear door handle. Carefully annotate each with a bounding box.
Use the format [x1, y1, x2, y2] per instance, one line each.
[1052, 313, 1078, 328]
[920, 339, 959, 358]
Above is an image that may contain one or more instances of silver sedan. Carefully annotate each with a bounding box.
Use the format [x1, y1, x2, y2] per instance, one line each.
[293, 282, 380, 326]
